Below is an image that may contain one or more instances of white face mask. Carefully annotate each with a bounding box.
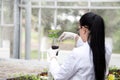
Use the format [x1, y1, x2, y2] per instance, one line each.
[76, 36, 84, 47]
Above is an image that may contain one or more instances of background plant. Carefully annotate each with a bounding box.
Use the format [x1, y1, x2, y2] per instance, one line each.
[48, 30, 61, 39]
[108, 66, 120, 79]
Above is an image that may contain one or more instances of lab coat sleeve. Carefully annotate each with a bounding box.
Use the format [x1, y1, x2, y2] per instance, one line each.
[49, 49, 79, 80]
[105, 42, 112, 75]
[75, 37, 84, 47]
[49, 58, 60, 78]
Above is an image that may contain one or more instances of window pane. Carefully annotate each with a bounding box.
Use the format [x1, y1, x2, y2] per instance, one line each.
[32, 1, 54, 6]
[41, 1, 54, 6]
[3, 0, 14, 24]
[0, 24, 1, 47]
[0, 1, 1, 23]
[32, 2, 39, 5]
[58, 2, 88, 6]
[33, 8, 54, 60]
[0, 1, 1, 47]
[91, 2, 120, 7]
[41, 8, 54, 47]
[21, 9, 25, 59]
[31, 9, 39, 59]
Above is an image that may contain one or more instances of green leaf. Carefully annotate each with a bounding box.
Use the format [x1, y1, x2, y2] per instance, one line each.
[48, 30, 60, 38]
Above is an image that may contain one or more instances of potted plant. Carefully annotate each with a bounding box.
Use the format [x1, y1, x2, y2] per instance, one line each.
[48, 30, 61, 56]
[108, 66, 120, 80]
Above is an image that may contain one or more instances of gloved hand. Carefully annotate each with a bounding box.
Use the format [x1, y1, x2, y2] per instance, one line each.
[47, 48, 59, 62]
[58, 32, 77, 41]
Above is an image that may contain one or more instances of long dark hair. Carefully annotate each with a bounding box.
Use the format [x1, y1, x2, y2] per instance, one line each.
[79, 12, 106, 80]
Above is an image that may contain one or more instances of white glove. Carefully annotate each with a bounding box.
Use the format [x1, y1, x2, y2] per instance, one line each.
[58, 32, 77, 41]
[47, 48, 59, 62]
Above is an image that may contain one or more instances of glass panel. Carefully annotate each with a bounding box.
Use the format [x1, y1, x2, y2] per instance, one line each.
[0, 25, 1, 47]
[91, 2, 120, 7]
[0, 1, 1, 24]
[32, 1, 54, 6]
[41, 1, 54, 6]
[3, 0, 14, 24]
[41, 9, 54, 35]
[57, 9, 88, 50]
[0, 11, 1, 24]
[32, 2, 40, 5]
[21, 8, 39, 59]
[31, 8, 39, 59]
[0, 1, 2, 47]
[58, 2, 88, 6]
[21, 9, 25, 59]
[91, 9, 120, 53]
[40, 8, 54, 60]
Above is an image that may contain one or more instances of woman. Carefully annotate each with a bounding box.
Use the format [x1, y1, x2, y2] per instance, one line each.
[49, 12, 112, 80]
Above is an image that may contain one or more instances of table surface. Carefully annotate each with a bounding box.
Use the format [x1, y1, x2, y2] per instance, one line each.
[0, 58, 48, 79]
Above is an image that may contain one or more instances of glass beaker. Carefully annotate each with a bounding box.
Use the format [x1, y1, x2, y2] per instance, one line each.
[51, 38, 59, 56]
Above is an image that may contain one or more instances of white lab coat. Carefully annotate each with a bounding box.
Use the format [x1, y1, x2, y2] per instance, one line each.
[49, 38, 112, 80]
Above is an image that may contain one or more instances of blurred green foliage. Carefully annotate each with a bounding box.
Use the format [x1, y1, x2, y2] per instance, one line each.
[108, 66, 120, 79]
[48, 30, 61, 39]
